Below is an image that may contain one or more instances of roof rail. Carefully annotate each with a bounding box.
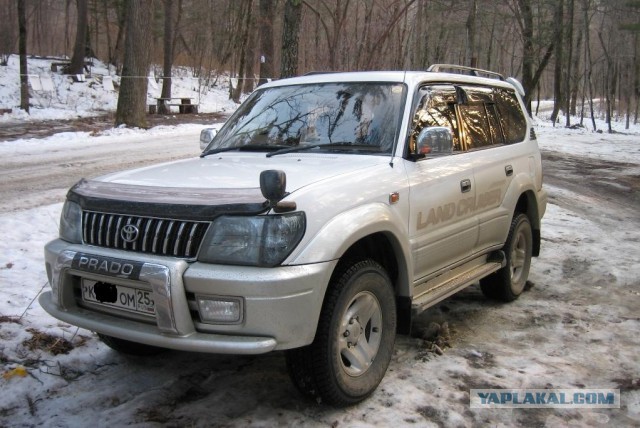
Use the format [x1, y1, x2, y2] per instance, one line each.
[303, 71, 339, 76]
[427, 64, 505, 81]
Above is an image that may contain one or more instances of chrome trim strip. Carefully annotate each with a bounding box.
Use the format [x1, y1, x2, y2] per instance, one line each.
[52, 250, 76, 307]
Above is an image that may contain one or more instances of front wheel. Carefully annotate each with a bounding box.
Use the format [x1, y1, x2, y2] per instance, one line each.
[481, 213, 533, 302]
[286, 259, 396, 406]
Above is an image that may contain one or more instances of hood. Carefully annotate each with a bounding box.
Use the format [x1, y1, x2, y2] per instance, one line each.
[68, 153, 390, 220]
[97, 152, 390, 193]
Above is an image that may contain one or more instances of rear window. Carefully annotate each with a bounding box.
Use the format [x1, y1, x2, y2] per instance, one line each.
[494, 88, 527, 144]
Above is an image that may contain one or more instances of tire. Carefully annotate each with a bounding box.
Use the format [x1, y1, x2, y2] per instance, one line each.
[98, 334, 164, 356]
[286, 259, 396, 406]
[480, 213, 533, 302]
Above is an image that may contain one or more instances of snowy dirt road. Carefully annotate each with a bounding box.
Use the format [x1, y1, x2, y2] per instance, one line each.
[0, 124, 639, 427]
[0, 125, 204, 213]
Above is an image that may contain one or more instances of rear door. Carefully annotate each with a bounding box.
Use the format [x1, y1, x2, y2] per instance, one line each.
[458, 87, 530, 253]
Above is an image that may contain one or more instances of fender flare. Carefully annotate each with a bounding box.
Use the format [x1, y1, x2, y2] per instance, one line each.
[289, 202, 413, 297]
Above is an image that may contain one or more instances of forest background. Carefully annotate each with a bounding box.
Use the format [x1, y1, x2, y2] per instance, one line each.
[1, 0, 639, 130]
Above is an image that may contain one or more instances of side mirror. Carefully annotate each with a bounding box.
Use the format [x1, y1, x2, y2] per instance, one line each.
[260, 170, 287, 206]
[415, 126, 453, 157]
[200, 128, 218, 151]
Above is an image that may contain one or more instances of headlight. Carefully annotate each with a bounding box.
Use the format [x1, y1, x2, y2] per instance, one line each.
[198, 213, 305, 267]
[59, 200, 83, 243]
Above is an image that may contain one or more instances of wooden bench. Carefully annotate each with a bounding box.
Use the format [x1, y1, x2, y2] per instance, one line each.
[153, 97, 199, 114]
[50, 62, 69, 72]
[51, 61, 93, 73]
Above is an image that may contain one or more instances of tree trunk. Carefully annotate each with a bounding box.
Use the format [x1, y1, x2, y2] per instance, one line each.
[635, 32, 640, 124]
[280, 0, 302, 78]
[550, 0, 564, 125]
[18, 0, 29, 113]
[583, 0, 596, 131]
[111, 2, 127, 70]
[570, 10, 583, 116]
[67, 0, 88, 75]
[115, 0, 153, 128]
[486, 14, 496, 70]
[258, 0, 275, 85]
[159, 0, 173, 114]
[466, 0, 477, 68]
[565, 0, 574, 127]
[102, 0, 113, 66]
[598, 28, 616, 133]
[242, 3, 257, 94]
[232, 1, 252, 103]
[517, 0, 534, 113]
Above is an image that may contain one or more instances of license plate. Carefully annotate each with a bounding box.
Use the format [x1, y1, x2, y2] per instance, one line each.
[81, 279, 155, 315]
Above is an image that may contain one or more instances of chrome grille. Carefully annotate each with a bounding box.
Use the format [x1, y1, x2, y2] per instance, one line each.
[82, 211, 210, 258]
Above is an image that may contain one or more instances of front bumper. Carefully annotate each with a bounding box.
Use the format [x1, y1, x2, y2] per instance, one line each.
[42, 239, 336, 354]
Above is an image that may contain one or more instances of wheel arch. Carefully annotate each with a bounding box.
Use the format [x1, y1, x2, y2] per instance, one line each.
[290, 203, 413, 335]
[514, 190, 541, 257]
[324, 231, 412, 335]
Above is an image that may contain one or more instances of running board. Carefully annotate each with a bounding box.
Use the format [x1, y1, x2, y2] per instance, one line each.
[411, 256, 504, 316]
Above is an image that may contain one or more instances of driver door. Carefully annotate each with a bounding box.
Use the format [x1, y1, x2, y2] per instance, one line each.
[407, 85, 479, 285]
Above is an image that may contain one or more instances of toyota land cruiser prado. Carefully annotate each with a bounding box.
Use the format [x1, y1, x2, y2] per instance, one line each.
[41, 64, 546, 406]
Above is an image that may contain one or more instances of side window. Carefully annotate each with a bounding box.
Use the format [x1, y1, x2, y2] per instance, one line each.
[457, 86, 497, 150]
[494, 88, 527, 144]
[410, 85, 525, 155]
[458, 103, 493, 149]
[485, 103, 505, 145]
[410, 86, 461, 155]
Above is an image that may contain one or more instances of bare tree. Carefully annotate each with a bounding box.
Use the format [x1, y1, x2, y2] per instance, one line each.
[66, 0, 88, 75]
[259, 0, 275, 84]
[281, 0, 303, 78]
[564, 0, 575, 127]
[513, 0, 556, 113]
[242, 1, 258, 94]
[18, 0, 29, 113]
[159, 0, 174, 114]
[115, 0, 154, 128]
[466, 0, 478, 67]
[3, 0, 636, 126]
[232, 0, 253, 102]
[0, 0, 18, 66]
[303, 0, 352, 70]
[111, 1, 128, 71]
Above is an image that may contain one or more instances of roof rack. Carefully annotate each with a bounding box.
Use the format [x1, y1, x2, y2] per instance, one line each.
[303, 71, 340, 76]
[427, 64, 505, 81]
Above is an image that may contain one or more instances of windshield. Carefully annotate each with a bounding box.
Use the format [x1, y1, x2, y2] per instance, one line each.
[205, 82, 406, 155]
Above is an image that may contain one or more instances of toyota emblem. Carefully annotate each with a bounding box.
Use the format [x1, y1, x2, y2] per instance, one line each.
[121, 224, 139, 243]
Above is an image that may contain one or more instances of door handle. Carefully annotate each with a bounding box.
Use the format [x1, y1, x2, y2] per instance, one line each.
[505, 165, 514, 176]
[460, 179, 472, 193]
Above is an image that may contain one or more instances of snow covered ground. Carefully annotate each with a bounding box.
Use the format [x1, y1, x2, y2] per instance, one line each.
[0, 55, 239, 122]
[1, 56, 639, 426]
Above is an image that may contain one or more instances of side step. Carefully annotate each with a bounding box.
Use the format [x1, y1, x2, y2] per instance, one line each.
[411, 253, 504, 316]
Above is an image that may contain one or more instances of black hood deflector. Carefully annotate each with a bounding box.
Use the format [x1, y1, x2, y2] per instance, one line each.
[67, 179, 270, 221]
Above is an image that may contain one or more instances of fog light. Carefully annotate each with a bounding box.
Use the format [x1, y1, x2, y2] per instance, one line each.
[197, 296, 242, 324]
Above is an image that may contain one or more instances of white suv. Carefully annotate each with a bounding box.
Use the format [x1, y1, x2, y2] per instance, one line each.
[41, 65, 546, 406]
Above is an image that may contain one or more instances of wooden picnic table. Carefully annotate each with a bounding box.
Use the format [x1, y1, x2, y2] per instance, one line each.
[153, 97, 198, 114]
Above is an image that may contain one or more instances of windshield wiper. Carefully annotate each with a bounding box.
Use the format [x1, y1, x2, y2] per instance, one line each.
[201, 144, 289, 158]
[266, 143, 321, 157]
[266, 142, 381, 158]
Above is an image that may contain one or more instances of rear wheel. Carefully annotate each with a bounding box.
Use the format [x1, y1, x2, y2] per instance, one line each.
[98, 334, 164, 356]
[286, 259, 396, 406]
[481, 213, 533, 302]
